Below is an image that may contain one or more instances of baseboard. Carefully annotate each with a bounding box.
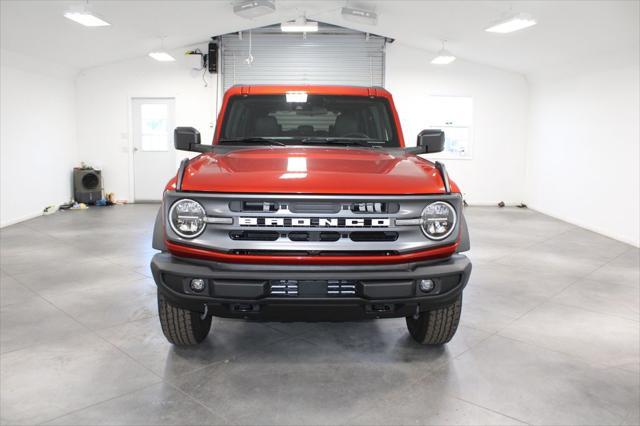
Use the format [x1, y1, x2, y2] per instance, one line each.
[0, 211, 43, 228]
[464, 201, 525, 207]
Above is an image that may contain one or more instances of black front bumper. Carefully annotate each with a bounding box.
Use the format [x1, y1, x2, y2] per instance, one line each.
[150, 253, 471, 321]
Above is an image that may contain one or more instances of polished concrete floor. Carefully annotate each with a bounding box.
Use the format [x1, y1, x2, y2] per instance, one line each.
[0, 204, 638, 425]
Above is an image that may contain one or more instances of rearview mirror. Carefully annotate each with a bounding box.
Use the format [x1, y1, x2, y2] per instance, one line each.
[417, 129, 445, 153]
[174, 127, 201, 151]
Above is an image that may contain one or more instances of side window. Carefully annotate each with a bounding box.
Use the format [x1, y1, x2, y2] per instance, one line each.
[426, 96, 473, 159]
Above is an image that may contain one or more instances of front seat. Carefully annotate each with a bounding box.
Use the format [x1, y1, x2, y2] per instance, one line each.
[254, 116, 279, 137]
[333, 113, 360, 136]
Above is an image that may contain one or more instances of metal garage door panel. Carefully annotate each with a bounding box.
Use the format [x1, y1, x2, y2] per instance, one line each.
[221, 25, 386, 92]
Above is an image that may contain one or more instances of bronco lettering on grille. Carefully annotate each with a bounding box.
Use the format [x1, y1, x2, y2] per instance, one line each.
[238, 217, 391, 228]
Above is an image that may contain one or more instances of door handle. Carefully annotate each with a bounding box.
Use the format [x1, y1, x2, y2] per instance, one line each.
[133, 147, 139, 152]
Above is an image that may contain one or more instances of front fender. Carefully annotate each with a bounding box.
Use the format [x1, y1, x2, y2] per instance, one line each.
[152, 207, 166, 251]
[457, 211, 470, 253]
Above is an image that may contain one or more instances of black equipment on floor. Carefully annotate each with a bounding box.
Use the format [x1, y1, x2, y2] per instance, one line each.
[73, 168, 102, 204]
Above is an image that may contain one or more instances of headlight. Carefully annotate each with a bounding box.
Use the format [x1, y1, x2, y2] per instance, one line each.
[169, 199, 206, 238]
[420, 201, 457, 240]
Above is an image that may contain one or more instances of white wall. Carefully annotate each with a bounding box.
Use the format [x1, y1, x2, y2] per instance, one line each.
[0, 52, 77, 227]
[75, 45, 217, 202]
[526, 65, 640, 247]
[386, 42, 529, 205]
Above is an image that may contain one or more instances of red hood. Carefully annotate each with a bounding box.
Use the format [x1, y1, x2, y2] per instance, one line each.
[172, 147, 457, 195]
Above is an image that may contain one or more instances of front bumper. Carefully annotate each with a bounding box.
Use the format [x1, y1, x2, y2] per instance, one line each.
[150, 253, 471, 321]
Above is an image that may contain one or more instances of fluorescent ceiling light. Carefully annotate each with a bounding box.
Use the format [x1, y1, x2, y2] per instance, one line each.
[64, 11, 110, 27]
[286, 91, 308, 103]
[341, 7, 378, 26]
[281, 17, 318, 33]
[233, 0, 275, 19]
[149, 52, 176, 62]
[485, 13, 536, 33]
[287, 157, 307, 172]
[431, 49, 456, 65]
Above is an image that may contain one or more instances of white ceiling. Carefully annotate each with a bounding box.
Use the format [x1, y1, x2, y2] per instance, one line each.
[1, 0, 638, 79]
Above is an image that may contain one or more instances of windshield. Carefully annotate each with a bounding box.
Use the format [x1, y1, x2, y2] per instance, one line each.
[219, 94, 400, 147]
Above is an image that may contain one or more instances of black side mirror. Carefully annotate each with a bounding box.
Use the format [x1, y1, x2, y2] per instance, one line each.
[417, 129, 445, 153]
[174, 127, 201, 151]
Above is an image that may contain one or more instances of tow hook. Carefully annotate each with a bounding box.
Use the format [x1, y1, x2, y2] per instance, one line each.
[413, 305, 420, 319]
[200, 304, 208, 320]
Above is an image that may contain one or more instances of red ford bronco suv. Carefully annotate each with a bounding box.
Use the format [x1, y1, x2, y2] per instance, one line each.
[151, 85, 471, 346]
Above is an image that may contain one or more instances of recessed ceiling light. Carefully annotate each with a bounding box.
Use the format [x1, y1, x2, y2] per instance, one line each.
[341, 7, 378, 26]
[149, 52, 176, 62]
[281, 17, 318, 33]
[485, 13, 537, 33]
[233, 0, 275, 19]
[64, 11, 110, 27]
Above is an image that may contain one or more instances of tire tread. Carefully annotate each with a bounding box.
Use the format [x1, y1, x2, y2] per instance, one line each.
[406, 295, 462, 345]
[157, 293, 211, 345]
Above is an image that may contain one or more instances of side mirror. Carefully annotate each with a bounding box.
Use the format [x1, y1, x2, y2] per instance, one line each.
[417, 129, 445, 153]
[174, 127, 201, 151]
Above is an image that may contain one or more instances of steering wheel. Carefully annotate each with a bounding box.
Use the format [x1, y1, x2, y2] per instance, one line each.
[339, 132, 370, 139]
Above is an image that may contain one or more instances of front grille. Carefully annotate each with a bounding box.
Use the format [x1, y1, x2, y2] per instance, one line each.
[164, 192, 462, 256]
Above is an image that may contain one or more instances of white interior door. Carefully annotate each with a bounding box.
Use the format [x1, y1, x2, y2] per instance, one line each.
[132, 97, 176, 201]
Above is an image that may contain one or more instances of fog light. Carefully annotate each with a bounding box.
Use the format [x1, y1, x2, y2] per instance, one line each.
[418, 279, 435, 293]
[190, 278, 206, 292]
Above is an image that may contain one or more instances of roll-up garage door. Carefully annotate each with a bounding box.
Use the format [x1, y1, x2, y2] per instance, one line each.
[220, 24, 387, 92]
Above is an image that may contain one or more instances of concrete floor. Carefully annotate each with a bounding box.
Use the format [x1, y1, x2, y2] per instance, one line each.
[0, 204, 638, 425]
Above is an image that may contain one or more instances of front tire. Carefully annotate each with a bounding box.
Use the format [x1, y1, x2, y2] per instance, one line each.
[405, 295, 462, 345]
[158, 293, 212, 345]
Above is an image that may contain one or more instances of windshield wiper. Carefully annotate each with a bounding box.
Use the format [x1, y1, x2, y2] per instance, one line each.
[219, 137, 287, 146]
[300, 137, 384, 148]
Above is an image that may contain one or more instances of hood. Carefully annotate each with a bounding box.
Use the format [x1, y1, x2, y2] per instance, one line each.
[176, 147, 453, 195]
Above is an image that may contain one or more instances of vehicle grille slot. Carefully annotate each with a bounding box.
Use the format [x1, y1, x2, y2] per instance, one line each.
[288, 232, 310, 242]
[269, 280, 298, 296]
[288, 231, 341, 242]
[350, 202, 399, 214]
[289, 202, 341, 214]
[242, 201, 279, 212]
[350, 231, 398, 242]
[320, 232, 341, 242]
[327, 280, 357, 296]
[230, 231, 280, 241]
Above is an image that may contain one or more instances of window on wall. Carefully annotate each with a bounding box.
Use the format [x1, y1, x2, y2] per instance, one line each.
[140, 103, 169, 151]
[426, 96, 473, 159]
